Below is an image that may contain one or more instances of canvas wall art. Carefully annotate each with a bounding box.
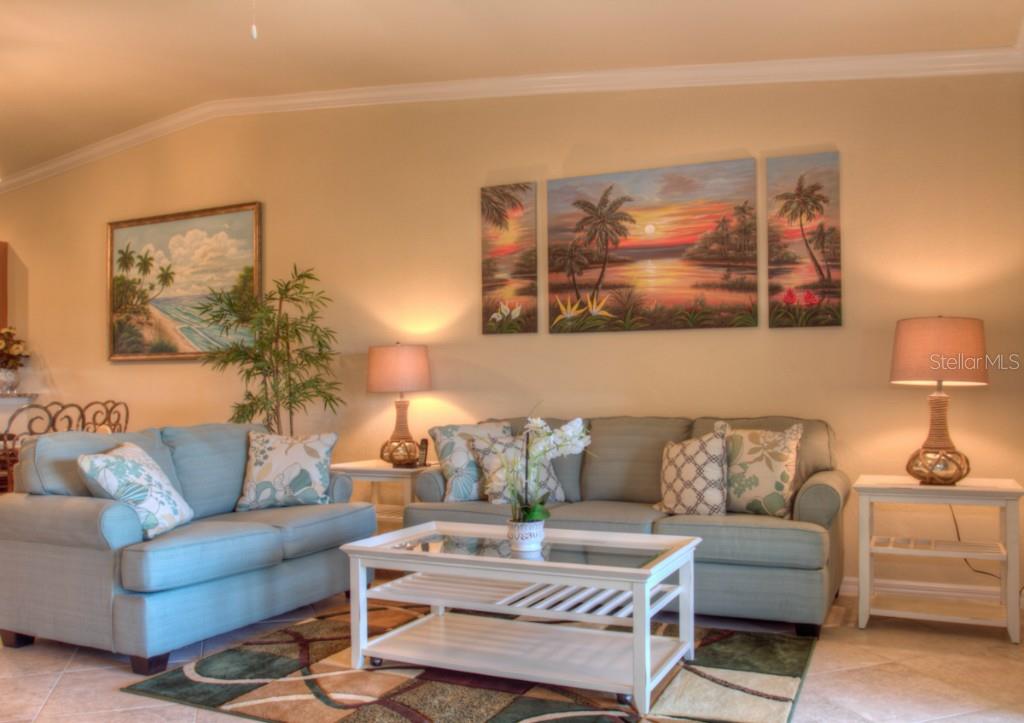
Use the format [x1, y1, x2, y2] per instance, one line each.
[481, 182, 538, 334]
[108, 202, 261, 361]
[767, 151, 841, 327]
[547, 159, 757, 333]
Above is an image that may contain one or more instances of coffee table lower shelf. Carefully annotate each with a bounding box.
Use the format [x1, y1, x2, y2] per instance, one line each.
[364, 612, 689, 696]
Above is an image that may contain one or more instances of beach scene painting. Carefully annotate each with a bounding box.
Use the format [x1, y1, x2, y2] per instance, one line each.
[108, 203, 261, 360]
[481, 182, 538, 334]
[547, 158, 757, 333]
[767, 152, 841, 327]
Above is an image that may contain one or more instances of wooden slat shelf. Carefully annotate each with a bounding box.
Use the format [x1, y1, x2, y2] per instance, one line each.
[368, 572, 681, 625]
[870, 593, 1007, 628]
[364, 612, 689, 695]
[870, 535, 1006, 561]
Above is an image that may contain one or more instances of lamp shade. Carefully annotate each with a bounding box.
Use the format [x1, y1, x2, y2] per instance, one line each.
[367, 344, 431, 393]
[890, 317, 988, 387]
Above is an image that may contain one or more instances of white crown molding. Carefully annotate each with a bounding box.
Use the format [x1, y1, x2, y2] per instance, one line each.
[2, 42, 1023, 195]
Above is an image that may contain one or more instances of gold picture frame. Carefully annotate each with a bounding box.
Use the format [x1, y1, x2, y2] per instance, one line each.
[108, 202, 262, 362]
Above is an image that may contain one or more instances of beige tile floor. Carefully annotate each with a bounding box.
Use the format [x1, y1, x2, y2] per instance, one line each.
[1, 594, 1022, 722]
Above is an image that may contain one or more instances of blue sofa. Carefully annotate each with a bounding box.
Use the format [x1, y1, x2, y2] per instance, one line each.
[405, 416, 850, 633]
[0, 423, 375, 673]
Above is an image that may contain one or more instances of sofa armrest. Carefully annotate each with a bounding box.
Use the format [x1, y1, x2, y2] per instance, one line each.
[328, 472, 354, 503]
[414, 469, 446, 503]
[794, 469, 851, 528]
[0, 493, 143, 550]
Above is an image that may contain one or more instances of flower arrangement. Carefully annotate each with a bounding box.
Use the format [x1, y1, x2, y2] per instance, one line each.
[508, 417, 591, 523]
[0, 328, 29, 370]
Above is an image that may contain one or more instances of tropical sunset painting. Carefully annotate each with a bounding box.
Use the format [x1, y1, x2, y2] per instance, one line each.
[767, 152, 841, 327]
[547, 159, 757, 333]
[108, 203, 261, 360]
[481, 182, 538, 334]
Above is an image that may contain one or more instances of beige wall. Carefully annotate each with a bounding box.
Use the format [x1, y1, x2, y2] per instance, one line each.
[1, 73, 1022, 587]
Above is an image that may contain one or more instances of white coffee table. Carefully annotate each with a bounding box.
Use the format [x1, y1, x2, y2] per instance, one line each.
[341, 521, 701, 715]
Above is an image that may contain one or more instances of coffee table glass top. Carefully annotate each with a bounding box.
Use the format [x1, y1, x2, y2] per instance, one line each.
[344, 522, 698, 572]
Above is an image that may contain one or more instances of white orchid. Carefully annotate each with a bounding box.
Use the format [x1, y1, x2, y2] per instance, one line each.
[523, 417, 591, 465]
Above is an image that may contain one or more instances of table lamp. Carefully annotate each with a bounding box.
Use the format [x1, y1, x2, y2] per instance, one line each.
[889, 316, 988, 485]
[368, 343, 431, 468]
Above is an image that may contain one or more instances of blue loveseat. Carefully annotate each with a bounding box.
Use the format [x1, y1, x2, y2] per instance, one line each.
[0, 423, 375, 673]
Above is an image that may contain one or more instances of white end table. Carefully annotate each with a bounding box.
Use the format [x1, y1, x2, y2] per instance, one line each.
[855, 475, 1022, 643]
[331, 459, 436, 529]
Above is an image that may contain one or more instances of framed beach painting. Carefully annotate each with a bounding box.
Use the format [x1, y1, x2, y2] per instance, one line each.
[767, 151, 841, 327]
[108, 202, 261, 361]
[547, 158, 757, 333]
[481, 182, 538, 334]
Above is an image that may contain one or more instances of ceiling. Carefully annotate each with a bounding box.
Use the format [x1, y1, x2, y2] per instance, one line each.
[2, 0, 1023, 181]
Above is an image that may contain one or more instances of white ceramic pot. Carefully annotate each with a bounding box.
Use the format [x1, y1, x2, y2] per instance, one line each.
[0, 368, 18, 394]
[507, 520, 545, 552]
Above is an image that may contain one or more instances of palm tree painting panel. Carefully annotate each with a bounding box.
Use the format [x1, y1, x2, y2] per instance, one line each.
[548, 159, 757, 333]
[767, 152, 841, 327]
[482, 183, 538, 333]
[108, 202, 261, 360]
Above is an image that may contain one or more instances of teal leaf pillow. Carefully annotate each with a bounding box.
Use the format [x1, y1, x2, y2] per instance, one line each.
[237, 431, 337, 511]
[429, 422, 512, 501]
[723, 423, 803, 518]
[78, 443, 195, 539]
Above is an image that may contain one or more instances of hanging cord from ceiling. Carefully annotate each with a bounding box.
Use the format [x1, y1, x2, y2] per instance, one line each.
[948, 505, 1023, 598]
[250, 0, 259, 40]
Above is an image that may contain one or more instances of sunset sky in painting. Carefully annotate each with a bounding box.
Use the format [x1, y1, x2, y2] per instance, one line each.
[767, 151, 840, 243]
[483, 185, 537, 267]
[548, 158, 755, 251]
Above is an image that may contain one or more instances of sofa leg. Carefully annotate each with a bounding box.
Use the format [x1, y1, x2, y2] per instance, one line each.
[795, 623, 821, 638]
[0, 630, 34, 648]
[130, 654, 169, 675]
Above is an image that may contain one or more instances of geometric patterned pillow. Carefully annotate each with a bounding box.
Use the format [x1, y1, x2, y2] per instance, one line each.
[429, 422, 513, 502]
[236, 431, 337, 511]
[655, 422, 728, 516]
[469, 433, 565, 506]
[724, 423, 803, 518]
[77, 442, 195, 540]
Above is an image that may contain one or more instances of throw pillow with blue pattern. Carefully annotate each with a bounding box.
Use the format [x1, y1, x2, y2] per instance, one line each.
[78, 442, 195, 539]
[237, 431, 337, 511]
[429, 422, 512, 501]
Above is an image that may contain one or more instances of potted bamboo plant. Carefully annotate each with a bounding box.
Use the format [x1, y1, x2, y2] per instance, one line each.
[507, 418, 590, 552]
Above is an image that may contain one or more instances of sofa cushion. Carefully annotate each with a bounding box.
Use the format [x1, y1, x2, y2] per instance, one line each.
[653, 513, 828, 569]
[483, 418, 588, 502]
[581, 417, 692, 503]
[120, 520, 283, 592]
[17, 430, 179, 497]
[547, 501, 666, 533]
[208, 502, 376, 559]
[161, 423, 263, 518]
[692, 417, 834, 494]
[404, 501, 562, 527]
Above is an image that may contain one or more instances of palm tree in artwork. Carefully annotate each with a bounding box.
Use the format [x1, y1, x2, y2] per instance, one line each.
[733, 200, 755, 257]
[573, 185, 635, 302]
[149, 264, 175, 301]
[481, 183, 532, 230]
[116, 243, 136, 274]
[775, 174, 829, 281]
[549, 241, 589, 301]
[135, 250, 155, 278]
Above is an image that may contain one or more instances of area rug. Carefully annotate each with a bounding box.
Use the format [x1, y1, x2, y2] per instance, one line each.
[124, 602, 814, 722]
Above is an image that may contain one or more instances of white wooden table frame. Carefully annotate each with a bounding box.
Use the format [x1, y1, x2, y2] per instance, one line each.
[331, 460, 434, 527]
[855, 475, 1022, 643]
[341, 521, 700, 715]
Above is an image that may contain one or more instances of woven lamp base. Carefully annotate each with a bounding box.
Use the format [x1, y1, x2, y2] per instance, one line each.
[906, 390, 971, 485]
[380, 398, 420, 468]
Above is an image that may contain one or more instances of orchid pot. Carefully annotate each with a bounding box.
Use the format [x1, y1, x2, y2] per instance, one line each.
[507, 519, 545, 552]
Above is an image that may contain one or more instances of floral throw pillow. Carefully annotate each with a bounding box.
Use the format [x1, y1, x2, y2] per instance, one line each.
[470, 434, 565, 505]
[724, 423, 804, 518]
[429, 422, 512, 501]
[78, 443, 194, 540]
[237, 431, 337, 511]
[656, 422, 728, 516]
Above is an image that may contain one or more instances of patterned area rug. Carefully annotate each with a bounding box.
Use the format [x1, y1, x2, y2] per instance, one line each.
[124, 603, 814, 722]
